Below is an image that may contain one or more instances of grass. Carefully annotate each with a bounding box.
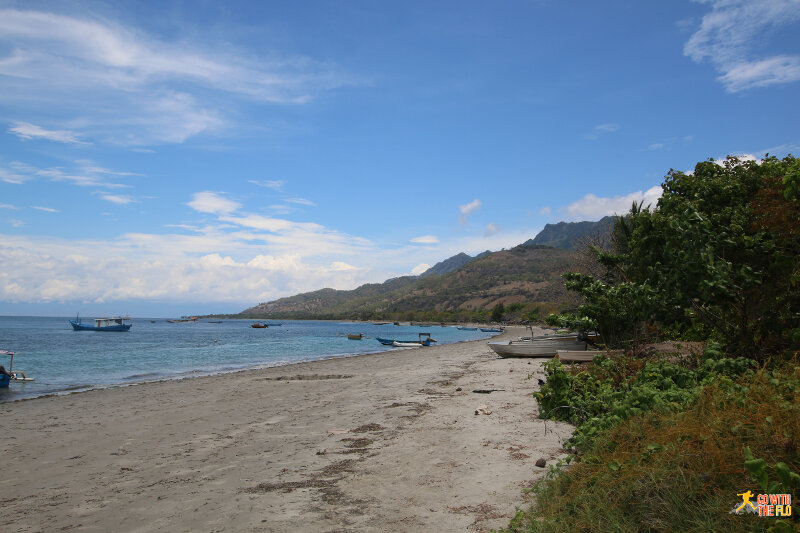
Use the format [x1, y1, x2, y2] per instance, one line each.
[498, 356, 800, 533]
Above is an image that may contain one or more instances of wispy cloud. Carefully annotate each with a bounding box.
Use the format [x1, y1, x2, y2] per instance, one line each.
[286, 197, 316, 206]
[249, 180, 286, 190]
[458, 198, 481, 225]
[565, 186, 663, 220]
[31, 205, 59, 212]
[9, 121, 89, 145]
[0, 8, 360, 145]
[0, 160, 133, 188]
[584, 123, 620, 141]
[0, 203, 18, 210]
[98, 194, 135, 205]
[187, 192, 241, 215]
[484, 223, 500, 237]
[684, 0, 800, 92]
[411, 235, 439, 244]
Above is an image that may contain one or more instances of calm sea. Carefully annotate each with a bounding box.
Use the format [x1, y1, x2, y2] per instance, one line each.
[0, 317, 494, 402]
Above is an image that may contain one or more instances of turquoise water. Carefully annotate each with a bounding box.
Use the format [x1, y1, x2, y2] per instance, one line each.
[0, 317, 494, 402]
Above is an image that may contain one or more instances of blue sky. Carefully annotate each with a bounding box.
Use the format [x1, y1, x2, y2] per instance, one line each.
[1, 0, 799, 316]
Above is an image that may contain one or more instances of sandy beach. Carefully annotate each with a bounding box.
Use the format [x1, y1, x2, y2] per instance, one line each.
[0, 327, 573, 532]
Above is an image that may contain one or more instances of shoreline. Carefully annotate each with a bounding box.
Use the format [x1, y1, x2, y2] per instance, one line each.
[0, 326, 573, 532]
[2, 330, 503, 404]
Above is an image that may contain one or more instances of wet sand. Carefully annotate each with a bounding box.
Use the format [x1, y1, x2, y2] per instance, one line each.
[0, 326, 573, 532]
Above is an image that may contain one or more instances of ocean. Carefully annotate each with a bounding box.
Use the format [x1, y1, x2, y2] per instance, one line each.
[0, 316, 495, 402]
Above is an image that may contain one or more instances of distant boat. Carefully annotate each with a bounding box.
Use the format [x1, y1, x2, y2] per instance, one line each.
[207, 321, 223, 323]
[0, 350, 34, 387]
[70, 315, 132, 332]
[347, 333, 363, 340]
[251, 323, 268, 329]
[376, 333, 436, 346]
[166, 316, 198, 323]
[457, 327, 478, 331]
[480, 328, 504, 333]
[488, 337, 587, 358]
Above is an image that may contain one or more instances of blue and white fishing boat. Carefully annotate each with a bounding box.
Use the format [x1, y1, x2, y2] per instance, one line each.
[70, 314, 132, 332]
[0, 350, 34, 388]
[457, 327, 478, 331]
[480, 327, 504, 333]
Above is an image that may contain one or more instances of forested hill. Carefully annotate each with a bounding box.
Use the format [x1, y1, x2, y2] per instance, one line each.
[240, 244, 578, 321]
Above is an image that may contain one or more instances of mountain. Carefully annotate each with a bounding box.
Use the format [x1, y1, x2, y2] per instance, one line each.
[419, 252, 475, 277]
[240, 244, 578, 320]
[523, 216, 615, 250]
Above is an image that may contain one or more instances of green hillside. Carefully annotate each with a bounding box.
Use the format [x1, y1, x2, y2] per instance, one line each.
[241, 243, 578, 321]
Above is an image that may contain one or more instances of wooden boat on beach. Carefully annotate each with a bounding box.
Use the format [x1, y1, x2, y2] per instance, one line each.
[0, 350, 34, 388]
[251, 323, 268, 328]
[70, 315, 132, 332]
[488, 337, 587, 358]
[347, 333, 363, 340]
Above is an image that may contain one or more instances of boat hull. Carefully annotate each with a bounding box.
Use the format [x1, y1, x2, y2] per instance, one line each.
[70, 320, 131, 332]
[0, 374, 9, 388]
[488, 338, 587, 358]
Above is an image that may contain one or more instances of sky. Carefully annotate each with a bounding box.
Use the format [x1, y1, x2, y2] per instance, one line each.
[1, 0, 799, 317]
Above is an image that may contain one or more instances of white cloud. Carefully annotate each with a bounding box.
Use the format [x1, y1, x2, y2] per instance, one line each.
[565, 186, 663, 220]
[249, 180, 286, 190]
[286, 197, 316, 206]
[584, 123, 620, 140]
[31, 206, 59, 212]
[411, 263, 430, 276]
[9, 122, 89, 145]
[411, 235, 439, 244]
[99, 194, 135, 205]
[0, 9, 359, 145]
[330, 261, 357, 271]
[538, 206, 551, 216]
[459, 198, 481, 216]
[648, 143, 665, 150]
[187, 192, 241, 215]
[684, 0, 800, 92]
[484, 223, 500, 237]
[1, 160, 133, 188]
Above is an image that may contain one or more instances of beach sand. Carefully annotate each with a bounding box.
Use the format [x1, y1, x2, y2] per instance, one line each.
[0, 327, 573, 532]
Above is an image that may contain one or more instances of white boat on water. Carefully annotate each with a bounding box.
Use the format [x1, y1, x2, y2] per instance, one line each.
[488, 337, 587, 358]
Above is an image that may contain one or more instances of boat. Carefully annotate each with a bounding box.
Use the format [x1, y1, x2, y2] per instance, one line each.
[376, 333, 436, 346]
[519, 331, 599, 342]
[347, 333, 363, 340]
[70, 315, 132, 332]
[488, 337, 587, 358]
[207, 321, 223, 323]
[251, 323, 268, 328]
[481, 327, 504, 333]
[457, 327, 478, 331]
[166, 316, 198, 323]
[392, 340, 425, 347]
[0, 350, 34, 387]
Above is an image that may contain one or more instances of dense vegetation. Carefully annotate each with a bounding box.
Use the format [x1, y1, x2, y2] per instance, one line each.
[503, 156, 799, 533]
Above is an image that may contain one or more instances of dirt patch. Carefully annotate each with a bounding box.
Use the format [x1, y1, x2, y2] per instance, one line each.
[351, 423, 384, 433]
[263, 374, 354, 381]
[340, 437, 373, 449]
